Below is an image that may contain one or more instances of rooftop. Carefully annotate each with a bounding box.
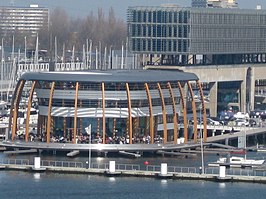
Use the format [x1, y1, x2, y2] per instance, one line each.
[20, 69, 198, 83]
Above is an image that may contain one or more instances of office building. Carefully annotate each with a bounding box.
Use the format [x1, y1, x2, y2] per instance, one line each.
[192, 0, 238, 8]
[127, 5, 266, 65]
[0, 5, 49, 37]
[127, 5, 266, 115]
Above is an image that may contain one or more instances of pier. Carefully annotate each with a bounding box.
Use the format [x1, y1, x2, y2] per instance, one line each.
[0, 158, 266, 184]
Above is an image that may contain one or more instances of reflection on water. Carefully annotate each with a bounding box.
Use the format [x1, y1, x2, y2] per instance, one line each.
[0, 171, 265, 199]
[160, 179, 168, 188]
[108, 177, 116, 183]
[33, 173, 41, 181]
[219, 182, 226, 189]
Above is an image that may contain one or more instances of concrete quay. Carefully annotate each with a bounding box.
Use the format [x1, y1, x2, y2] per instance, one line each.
[1, 163, 266, 184]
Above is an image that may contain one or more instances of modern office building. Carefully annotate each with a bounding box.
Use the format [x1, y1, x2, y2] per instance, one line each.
[127, 5, 266, 66]
[127, 5, 266, 115]
[0, 4, 49, 37]
[8, 70, 207, 146]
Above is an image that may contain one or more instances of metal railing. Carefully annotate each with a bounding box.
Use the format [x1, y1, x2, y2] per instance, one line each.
[41, 160, 83, 168]
[0, 158, 30, 165]
[0, 158, 266, 177]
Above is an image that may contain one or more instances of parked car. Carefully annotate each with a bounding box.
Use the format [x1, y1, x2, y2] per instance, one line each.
[206, 118, 221, 125]
[233, 112, 249, 120]
[249, 110, 266, 120]
[235, 119, 249, 126]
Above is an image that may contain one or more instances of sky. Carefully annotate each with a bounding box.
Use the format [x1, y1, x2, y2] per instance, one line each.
[0, 0, 266, 20]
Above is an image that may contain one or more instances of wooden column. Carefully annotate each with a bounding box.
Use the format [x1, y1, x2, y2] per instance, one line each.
[167, 82, 178, 144]
[157, 83, 167, 144]
[102, 82, 106, 144]
[177, 82, 188, 144]
[46, 82, 55, 143]
[25, 81, 37, 142]
[73, 82, 79, 144]
[187, 82, 198, 143]
[126, 83, 133, 144]
[197, 80, 207, 142]
[11, 80, 25, 141]
[144, 83, 154, 144]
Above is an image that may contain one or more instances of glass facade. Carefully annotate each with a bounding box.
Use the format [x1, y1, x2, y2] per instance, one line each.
[128, 6, 266, 65]
[11, 70, 201, 145]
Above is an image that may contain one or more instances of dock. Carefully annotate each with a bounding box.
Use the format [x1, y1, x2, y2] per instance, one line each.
[0, 163, 266, 184]
[67, 150, 80, 157]
[0, 147, 6, 151]
[156, 150, 197, 158]
[118, 151, 141, 158]
[3, 149, 38, 155]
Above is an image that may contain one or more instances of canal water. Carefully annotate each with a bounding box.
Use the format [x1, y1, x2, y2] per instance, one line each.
[0, 152, 266, 198]
[0, 170, 265, 199]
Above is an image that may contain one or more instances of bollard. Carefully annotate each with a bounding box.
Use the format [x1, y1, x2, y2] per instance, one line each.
[157, 163, 173, 179]
[109, 161, 116, 173]
[34, 157, 41, 169]
[105, 161, 121, 176]
[219, 166, 226, 178]
[31, 157, 46, 171]
[160, 163, 168, 175]
[215, 165, 232, 181]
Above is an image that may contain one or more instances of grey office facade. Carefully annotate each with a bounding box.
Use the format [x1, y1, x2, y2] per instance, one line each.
[127, 6, 266, 115]
[127, 6, 266, 66]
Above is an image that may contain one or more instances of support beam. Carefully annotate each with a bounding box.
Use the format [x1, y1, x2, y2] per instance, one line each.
[187, 82, 198, 143]
[73, 82, 79, 144]
[197, 80, 207, 142]
[11, 80, 25, 141]
[157, 83, 167, 144]
[167, 82, 178, 144]
[46, 82, 55, 143]
[177, 82, 188, 144]
[126, 83, 133, 144]
[25, 81, 37, 142]
[102, 82, 106, 144]
[144, 83, 154, 144]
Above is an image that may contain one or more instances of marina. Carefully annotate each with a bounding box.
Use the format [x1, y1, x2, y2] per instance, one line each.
[0, 156, 266, 184]
[0, 1, 266, 199]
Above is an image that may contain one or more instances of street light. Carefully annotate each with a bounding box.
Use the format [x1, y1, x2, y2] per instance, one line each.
[199, 105, 204, 174]
[85, 124, 92, 169]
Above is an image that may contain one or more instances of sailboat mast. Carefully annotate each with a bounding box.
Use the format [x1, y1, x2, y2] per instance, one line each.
[24, 36, 27, 63]
[55, 36, 57, 64]
[89, 40, 92, 69]
[245, 127, 247, 159]
[1, 38, 4, 101]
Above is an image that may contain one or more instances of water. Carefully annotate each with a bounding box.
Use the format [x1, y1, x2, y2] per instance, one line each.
[0, 171, 265, 199]
[1, 152, 266, 199]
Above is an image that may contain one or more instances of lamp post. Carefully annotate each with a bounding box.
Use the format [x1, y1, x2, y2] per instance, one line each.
[85, 124, 92, 169]
[200, 105, 204, 174]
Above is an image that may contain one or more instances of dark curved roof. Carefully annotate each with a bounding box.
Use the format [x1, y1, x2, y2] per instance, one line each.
[20, 69, 198, 83]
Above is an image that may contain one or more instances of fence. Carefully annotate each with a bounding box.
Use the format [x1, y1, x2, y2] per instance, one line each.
[0, 158, 266, 177]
